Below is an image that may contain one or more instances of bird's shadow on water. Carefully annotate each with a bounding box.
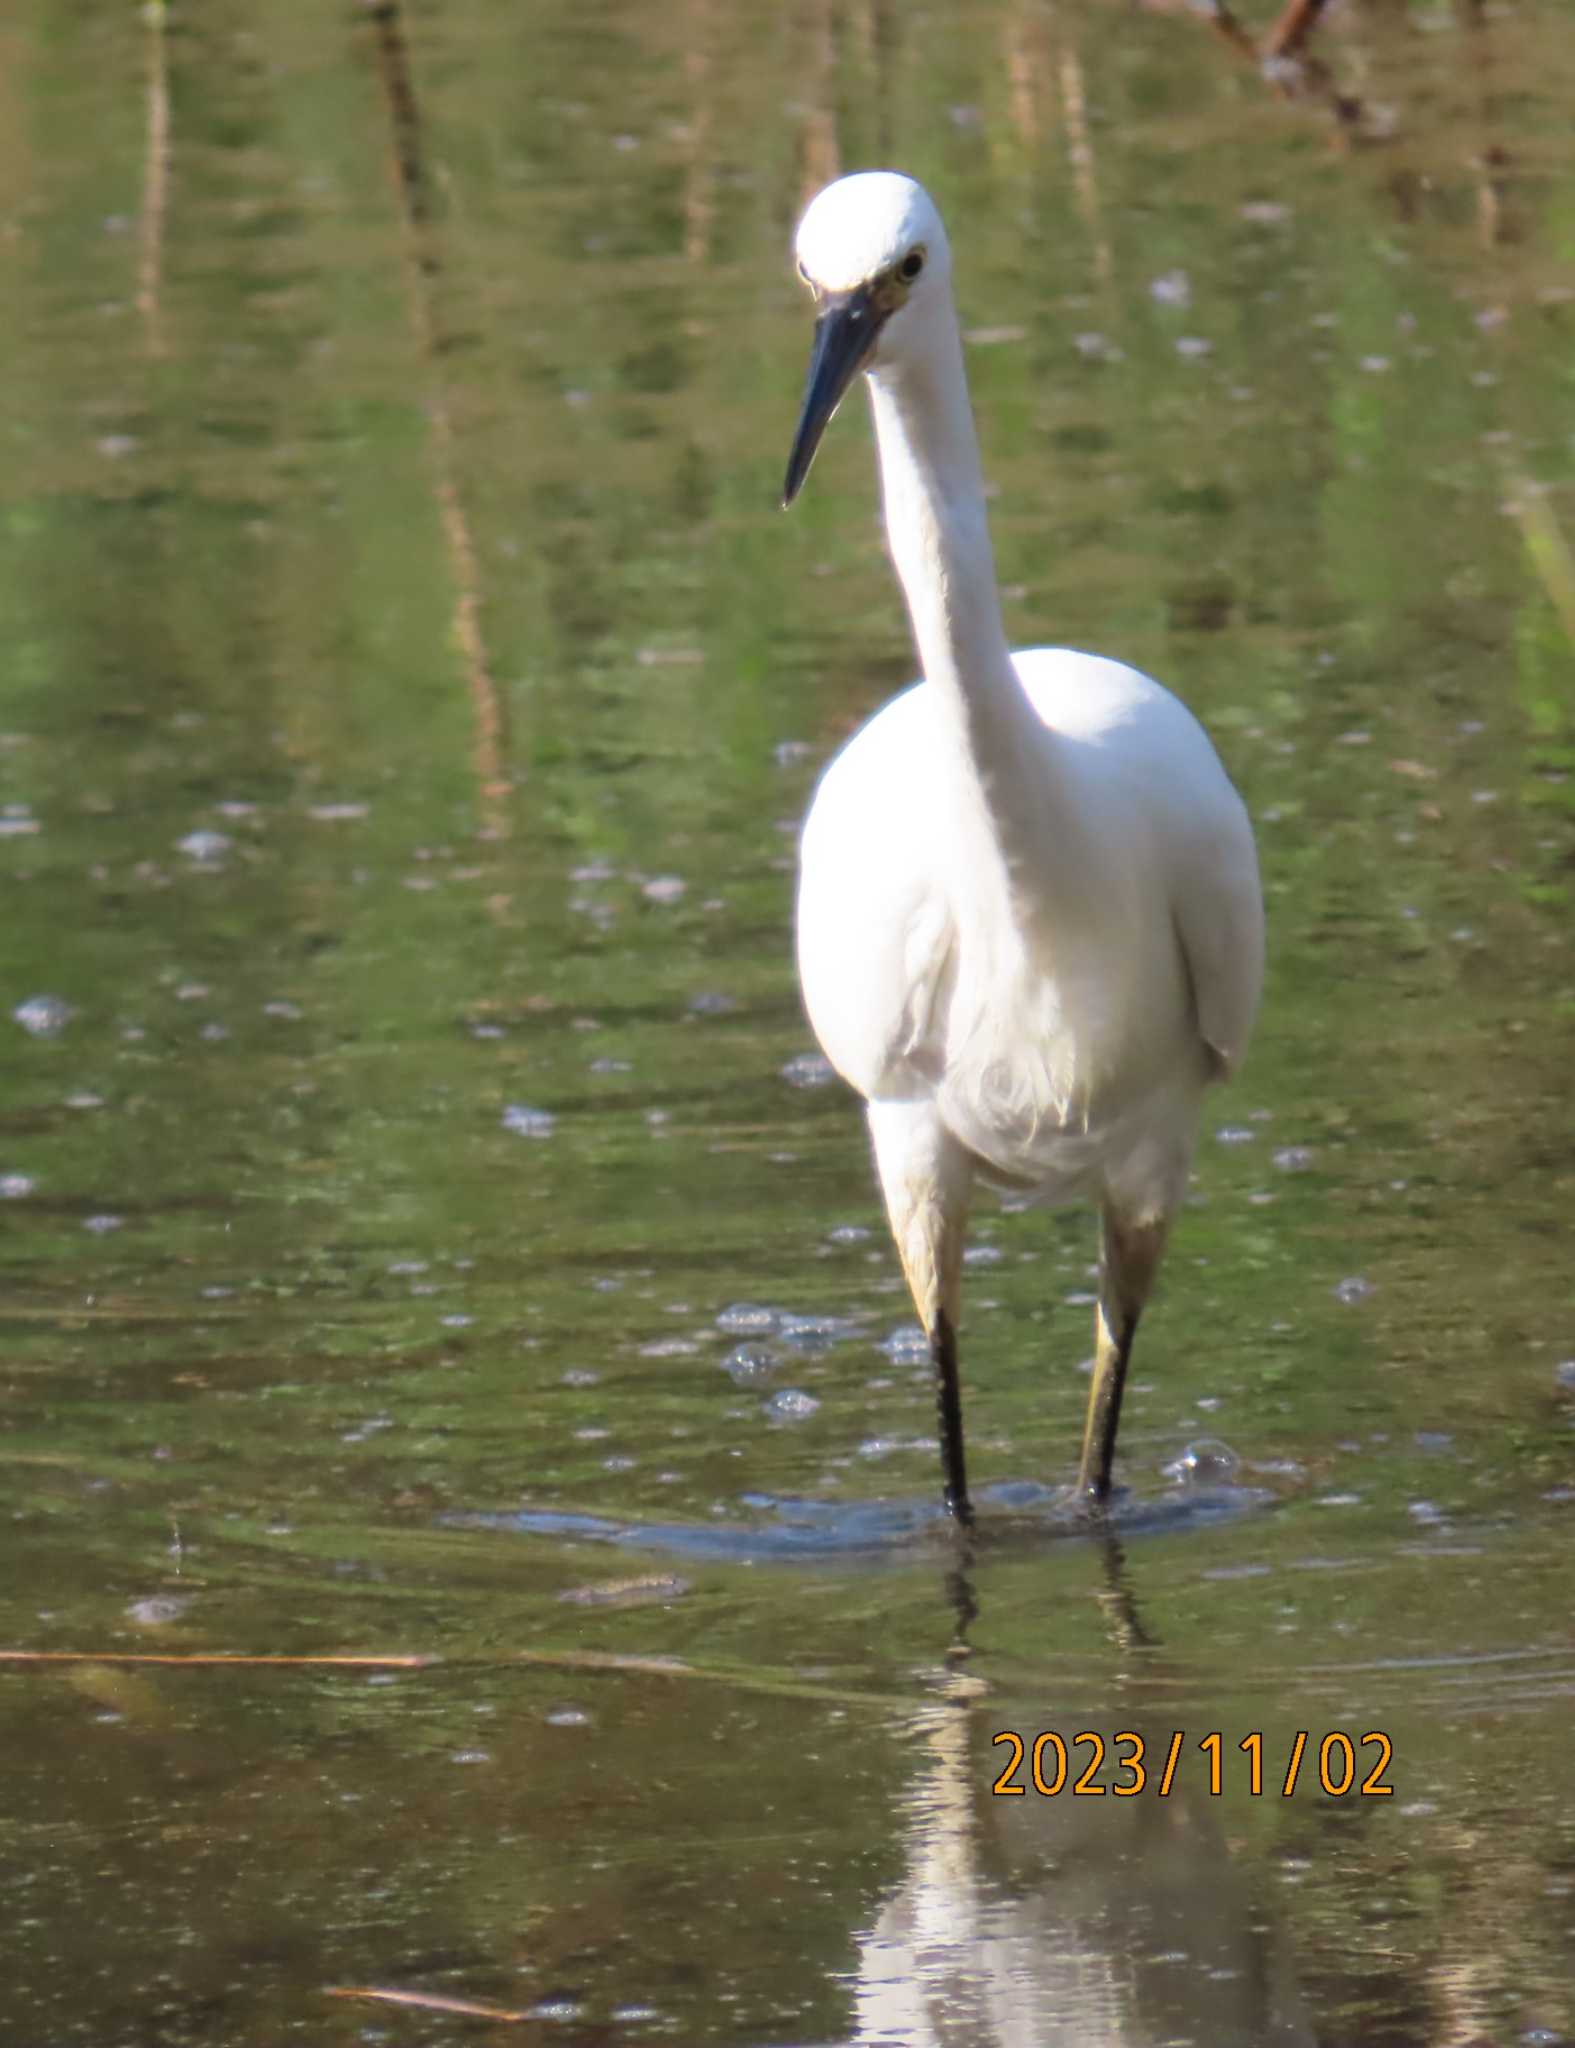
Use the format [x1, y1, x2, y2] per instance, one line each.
[443, 1479, 1273, 1566]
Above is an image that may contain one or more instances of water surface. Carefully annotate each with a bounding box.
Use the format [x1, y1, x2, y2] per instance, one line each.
[2, 0, 1573, 2041]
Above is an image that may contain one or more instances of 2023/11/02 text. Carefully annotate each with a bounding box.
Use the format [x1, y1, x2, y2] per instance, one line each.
[991, 1730, 1395, 1798]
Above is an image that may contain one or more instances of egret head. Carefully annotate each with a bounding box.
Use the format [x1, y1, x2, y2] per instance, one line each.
[783, 172, 951, 506]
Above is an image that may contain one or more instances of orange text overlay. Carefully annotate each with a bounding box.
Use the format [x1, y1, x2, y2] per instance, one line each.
[990, 1729, 1394, 1798]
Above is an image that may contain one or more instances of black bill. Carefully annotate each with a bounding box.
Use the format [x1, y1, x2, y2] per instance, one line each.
[782, 283, 889, 507]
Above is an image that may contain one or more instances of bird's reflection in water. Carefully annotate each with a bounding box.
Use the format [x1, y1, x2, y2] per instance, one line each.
[852, 1539, 1313, 2048]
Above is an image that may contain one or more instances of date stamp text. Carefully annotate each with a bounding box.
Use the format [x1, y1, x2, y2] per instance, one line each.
[990, 1729, 1394, 1798]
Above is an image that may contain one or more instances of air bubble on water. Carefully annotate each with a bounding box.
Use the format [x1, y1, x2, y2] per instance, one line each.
[0, 807, 39, 838]
[857, 1435, 925, 1461]
[177, 829, 232, 864]
[641, 874, 686, 904]
[778, 1310, 860, 1351]
[545, 1707, 591, 1727]
[502, 1103, 556, 1138]
[639, 1336, 699, 1358]
[83, 1214, 124, 1234]
[826, 1223, 872, 1246]
[263, 1000, 302, 1021]
[780, 1050, 835, 1089]
[341, 1415, 394, 1444]
[880, 1323, 929, 1365]
[1161, 1438, 1239, 1485]
[688, 990, 738, 1015]
[14, 995, 73, 1038]
[764, 1388, 820, 1422]
[440, 1314, 473, 1330]
[126, 1596, 189, 1626]
[1150, 269, 1192, 307]
[1215, 1125, 1255, 1145]
[1, 1173, 34, 1199]
[1333, 1276, 1374, 1305]
[1555, 1360, 1575, 1392]
[721, 1343, 779, 1387]
[774, 739, 812, 766]
[1407, 1500, 1447, 1525]
[717, 1302, 783, 1337]
[588, 1056, 631, 1074]
[964, 1244, 1004, 1266]
[561, 1368, 600, 1387]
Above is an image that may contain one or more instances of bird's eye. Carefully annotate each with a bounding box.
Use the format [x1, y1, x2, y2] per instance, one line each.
[899, 248, 925, 282]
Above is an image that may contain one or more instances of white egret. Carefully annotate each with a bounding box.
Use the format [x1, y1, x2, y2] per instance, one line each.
[781, 172, 1263, 1523]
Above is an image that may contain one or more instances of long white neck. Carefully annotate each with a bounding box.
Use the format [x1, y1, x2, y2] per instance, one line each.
[864, 307, 1054, 875]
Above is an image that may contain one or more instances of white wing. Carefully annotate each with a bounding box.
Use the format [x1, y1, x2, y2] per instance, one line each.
[1171, 792, 1264, 1078]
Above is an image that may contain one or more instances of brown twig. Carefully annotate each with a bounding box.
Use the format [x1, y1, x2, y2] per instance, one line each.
[1262, 0, 1331, 60]
[137, 0, 170, 356]
[1055, 37, 1115, 288]
[681, 0, 715, 266]
[327, 1987, 532, 2023]
[1184, 0, 1364, 136]
[1192, 0, 1263, 66]
[798, 0, 842, 204]
[513, 1645, 911, 1709]
[1, 1650, 433, 1668]
[362, 0, 510, 840]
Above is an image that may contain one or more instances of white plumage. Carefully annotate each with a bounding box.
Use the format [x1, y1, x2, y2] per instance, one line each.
[782, 173, 1263, 1520]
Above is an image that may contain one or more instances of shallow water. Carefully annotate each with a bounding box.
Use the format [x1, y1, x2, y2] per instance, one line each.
[3, 0, 1574, 2041]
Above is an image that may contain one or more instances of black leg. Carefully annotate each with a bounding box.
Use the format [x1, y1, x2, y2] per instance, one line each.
[1075, 1208, 1168, 1507]
[1077, 1303, 1135, 1507]
[930, 1308, 973, 1525]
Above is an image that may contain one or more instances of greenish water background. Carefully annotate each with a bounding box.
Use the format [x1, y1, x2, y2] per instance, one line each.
[2, 0, 1573, 2041]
